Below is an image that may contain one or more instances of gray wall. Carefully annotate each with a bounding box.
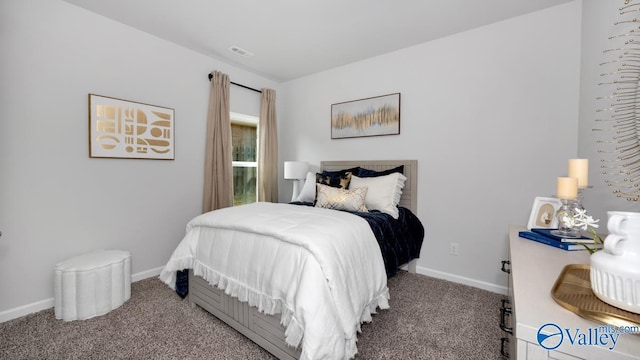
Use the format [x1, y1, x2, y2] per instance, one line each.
[0, 0, 277, 318]
[278, 1, 582, 292]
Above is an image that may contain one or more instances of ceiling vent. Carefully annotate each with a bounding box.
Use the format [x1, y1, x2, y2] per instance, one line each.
[229, 46, 254, 58]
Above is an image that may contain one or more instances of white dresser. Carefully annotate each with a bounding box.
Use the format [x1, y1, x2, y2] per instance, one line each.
[506, 225, 640, 360]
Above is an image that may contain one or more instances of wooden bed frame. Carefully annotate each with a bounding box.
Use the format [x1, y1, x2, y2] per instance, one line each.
[189, 160, 418, 360]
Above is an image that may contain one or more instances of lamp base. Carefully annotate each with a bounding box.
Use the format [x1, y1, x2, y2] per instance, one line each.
[291, 181, 301, 202]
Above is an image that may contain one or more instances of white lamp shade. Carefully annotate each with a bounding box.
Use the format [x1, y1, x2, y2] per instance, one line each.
[284, 161, 309, 180]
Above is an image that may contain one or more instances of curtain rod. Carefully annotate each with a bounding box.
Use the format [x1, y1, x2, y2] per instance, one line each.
[207, 73, 262, 93]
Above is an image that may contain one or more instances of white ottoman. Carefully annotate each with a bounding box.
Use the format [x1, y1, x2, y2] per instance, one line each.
[54, 250, 131, 321]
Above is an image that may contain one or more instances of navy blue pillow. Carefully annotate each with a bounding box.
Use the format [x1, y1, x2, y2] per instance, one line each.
[357, 165, 404, 178]
[316, 167, 360, 189]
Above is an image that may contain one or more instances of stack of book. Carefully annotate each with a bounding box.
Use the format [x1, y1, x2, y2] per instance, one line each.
[519, 228, 602, 251]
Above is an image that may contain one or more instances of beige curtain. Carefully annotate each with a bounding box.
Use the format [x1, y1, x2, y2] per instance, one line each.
[202, 71, 233, 212]
[258, 89, 278, 202]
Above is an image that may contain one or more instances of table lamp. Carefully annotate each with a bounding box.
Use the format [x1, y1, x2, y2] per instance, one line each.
[284, 161, 309, 201]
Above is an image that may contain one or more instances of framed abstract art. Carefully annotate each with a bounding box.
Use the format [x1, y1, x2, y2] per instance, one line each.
[88, 94, 175, 160]
[331, 93, 400, 139]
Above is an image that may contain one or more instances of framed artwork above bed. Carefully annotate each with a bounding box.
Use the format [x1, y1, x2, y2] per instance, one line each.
[331, 93, 400, 139]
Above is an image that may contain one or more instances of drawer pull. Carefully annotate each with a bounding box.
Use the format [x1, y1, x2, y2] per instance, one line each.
[501, 298, 510, 308]
[501, 260, 511, 274]
[499, 302, 513, 334]
[500, 337, 509, 358]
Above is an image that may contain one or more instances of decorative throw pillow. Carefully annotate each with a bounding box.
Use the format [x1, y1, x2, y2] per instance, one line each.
[315, 167, 359, 189]
[315, 183, 368, 212]
[294, 171, 317, 203]
[348, 172, 407, 218]
[357, 165, 404, 178]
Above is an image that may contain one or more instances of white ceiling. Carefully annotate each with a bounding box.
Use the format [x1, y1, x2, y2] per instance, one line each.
[62, 0, 574, 82]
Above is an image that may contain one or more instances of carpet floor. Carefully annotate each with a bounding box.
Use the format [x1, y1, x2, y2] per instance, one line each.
[0, 271, 506, 359]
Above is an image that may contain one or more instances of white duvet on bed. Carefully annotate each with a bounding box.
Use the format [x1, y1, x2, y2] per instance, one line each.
[159, 202, 389, 360]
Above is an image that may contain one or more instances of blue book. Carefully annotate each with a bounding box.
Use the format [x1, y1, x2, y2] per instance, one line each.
[530, 228, 593, 243]
[518, 231, 594, 251]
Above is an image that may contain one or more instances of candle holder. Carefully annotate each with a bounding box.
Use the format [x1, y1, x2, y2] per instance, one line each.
[574, 185, 593, 212]
[574, 189, 584, 211]
[551, 198, 582, 238]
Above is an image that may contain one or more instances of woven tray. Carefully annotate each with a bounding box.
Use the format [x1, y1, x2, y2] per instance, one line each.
[551, 264, 640, 330]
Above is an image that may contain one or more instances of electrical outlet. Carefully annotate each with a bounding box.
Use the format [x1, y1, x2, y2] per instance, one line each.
[449, 243, 459, 256]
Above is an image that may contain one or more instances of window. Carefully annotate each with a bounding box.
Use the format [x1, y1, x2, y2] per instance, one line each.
[231, 112, 258, 205]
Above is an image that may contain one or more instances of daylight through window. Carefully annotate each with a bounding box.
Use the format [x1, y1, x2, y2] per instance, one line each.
[231, 112, 258, 205]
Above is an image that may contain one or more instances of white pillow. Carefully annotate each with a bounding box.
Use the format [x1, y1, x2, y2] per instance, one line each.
[294, 171, 317, 203]
[349, 173, 406, 218]
[315, 183, 368, 212]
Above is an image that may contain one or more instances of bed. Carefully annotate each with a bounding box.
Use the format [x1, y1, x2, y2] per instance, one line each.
[160, 160, 423, 360]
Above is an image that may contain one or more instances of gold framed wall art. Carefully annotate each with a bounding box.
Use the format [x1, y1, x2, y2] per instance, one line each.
[331, 93, 400, 139]
[89, 94, 175, 160]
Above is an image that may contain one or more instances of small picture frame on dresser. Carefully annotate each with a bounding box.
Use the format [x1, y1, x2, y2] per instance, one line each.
[527, 197, 562, 230]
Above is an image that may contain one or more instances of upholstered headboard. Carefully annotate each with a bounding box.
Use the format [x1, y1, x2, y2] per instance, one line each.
[320, 160, 418, 214]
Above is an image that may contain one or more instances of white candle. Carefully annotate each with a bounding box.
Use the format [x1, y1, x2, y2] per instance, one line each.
[557, 177, 578, 199]
[568, 158, 589, 188]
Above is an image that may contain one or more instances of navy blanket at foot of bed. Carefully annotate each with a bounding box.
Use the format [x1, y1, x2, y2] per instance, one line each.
[174, 204, 425, 295]
[356, 206, 424, 277]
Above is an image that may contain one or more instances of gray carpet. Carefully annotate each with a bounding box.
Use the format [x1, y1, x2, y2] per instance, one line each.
[0, 271, 505, 359]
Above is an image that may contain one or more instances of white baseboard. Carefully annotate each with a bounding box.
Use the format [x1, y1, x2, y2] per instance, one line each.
[1, 265, 506, 323]
[131, 265, 163, 282]
[0, 266, 165, 324]
[0, 298, 55, 324]
[415, 265, 508, 295]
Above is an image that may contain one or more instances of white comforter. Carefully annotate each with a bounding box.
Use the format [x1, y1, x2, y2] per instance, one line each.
[159, 202, 389, 360]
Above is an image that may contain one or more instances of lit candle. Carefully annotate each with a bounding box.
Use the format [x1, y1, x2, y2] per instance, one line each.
[568, 159, 589, 188]
[557, 177, 578, 199]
